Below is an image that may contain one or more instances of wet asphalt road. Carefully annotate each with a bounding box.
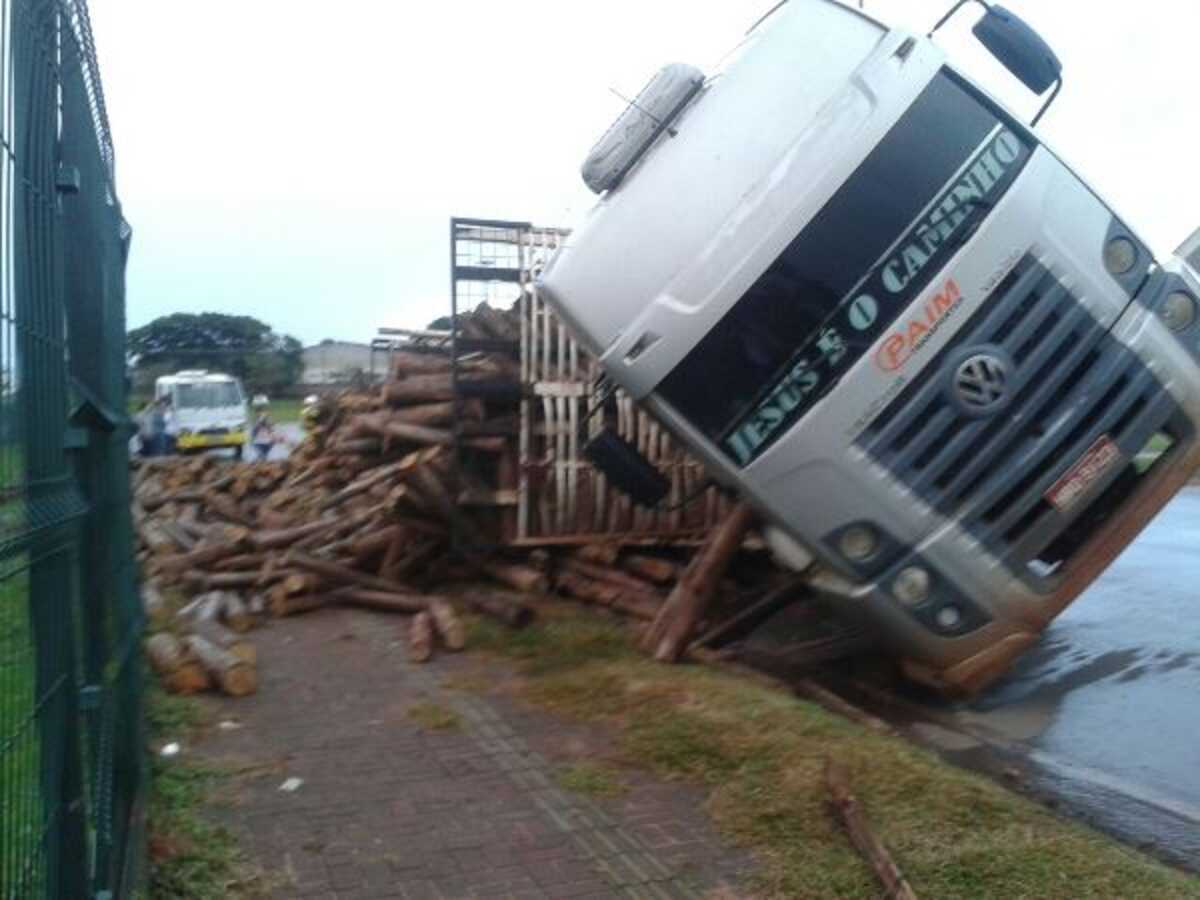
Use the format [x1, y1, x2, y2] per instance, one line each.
[882, 488, 1200, 867]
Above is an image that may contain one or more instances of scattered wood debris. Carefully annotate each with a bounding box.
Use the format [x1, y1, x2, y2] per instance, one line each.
[136, 303, 856, 694]
[825, 760, 919, 900]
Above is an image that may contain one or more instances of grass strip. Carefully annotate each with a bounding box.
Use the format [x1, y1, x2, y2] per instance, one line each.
[145, 683, 256, 898]
[468, 611, 1200, 899]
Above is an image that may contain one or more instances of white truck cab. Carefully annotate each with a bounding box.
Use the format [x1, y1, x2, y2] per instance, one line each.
[540, 0, 1200, 693]
[154, 371, 250, 456]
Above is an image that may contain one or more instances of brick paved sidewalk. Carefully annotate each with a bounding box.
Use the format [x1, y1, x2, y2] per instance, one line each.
[189, 606, 753, 899]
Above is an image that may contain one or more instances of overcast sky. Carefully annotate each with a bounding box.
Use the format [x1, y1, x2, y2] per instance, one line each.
[91, 1, 1199, 346]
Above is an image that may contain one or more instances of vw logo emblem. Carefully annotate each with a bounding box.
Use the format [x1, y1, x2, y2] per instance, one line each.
[950, 349, 1012, 415]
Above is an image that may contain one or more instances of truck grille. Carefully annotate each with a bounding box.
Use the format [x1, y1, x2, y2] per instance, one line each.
[858, 255, 1181, 582]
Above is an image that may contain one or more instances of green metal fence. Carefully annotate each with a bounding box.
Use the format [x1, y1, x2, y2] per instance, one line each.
[1, 1, 139, 897]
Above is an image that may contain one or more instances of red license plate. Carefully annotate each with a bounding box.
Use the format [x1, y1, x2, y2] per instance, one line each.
[1044, 434, 1123, 513]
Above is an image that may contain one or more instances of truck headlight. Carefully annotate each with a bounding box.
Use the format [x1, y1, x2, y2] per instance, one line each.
[934, 604, 964, 631]
[892, 566, 930, 607]
[1104, 236, 1138, 275]
[838, 525, 879, 562]
[1160, 291, 1196, 332]
[892, 566, 926, 609]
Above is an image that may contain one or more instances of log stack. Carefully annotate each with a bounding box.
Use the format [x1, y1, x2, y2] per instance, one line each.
[136, 303, 818, 694]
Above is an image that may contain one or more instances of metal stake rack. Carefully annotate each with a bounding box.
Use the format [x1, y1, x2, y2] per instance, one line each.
[447, 216, 733, 553]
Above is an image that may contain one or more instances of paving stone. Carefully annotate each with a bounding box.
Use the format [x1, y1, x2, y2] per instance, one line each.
[190, 606, 753, 899]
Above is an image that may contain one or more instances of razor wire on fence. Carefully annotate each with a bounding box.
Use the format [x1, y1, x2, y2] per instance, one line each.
[1, 0, 139, 897]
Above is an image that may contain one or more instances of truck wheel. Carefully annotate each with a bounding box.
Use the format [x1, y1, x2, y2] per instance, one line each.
[233, 444, 243, 461]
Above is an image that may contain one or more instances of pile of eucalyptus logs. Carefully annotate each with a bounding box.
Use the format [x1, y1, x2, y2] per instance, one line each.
[135, 303, 784, 695]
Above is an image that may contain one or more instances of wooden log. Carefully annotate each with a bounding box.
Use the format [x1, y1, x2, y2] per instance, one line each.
[140, 473, 234, 510]
[464, 436, 508, 453]
[352, 413, 453, 447]
[285, 551, 415, 595]
[690, 577, 807, 651]
[187, 617, 256, 666]
[144, 633, 208, 694]
[391, 401, 457, 426]
[155, 540, 247, 577]
[214, 553, 268, 572]
[185, 570, 294, 591]
[333, 587, 427, 614]
[561, 557, 663, 597]
[379, 420, 453, 447]
[182, 635, 257, 697]
[221, 593, 253, 633]
[270, 592, 330, 618]
[554, 571, 660, 621]
[350, 524, 405, 562]
[141, 582, 171, 628]
[249, 518, 340, 551]
[159, 521, 198, 552]
[270, 572, 323, 598]
[176, 520, 213, 543]
[641, 502, 756, 662]
[205, 491, 253, 526]
[408, 611, 434, 663]
[382, 373, 518, 406]
[622, 554, 681, 585]
[428, 599, 465, 650]
[334, 437, 383, 455]
[389, 350, 453, 378]
[795, 680, 891, 736]
[176, 592, 223, 624]
[136, 518, 176, 555]
[378, 529, 407, 576]
[574, 543, 620, 566]
[825, 760, 918, 900]
[458, 592, 535, 629]
[320, 449, 438, 510]
[383, 373, 455, 405]
[384, 538, 443, 582]
[406, 464, 464, 527]
[296, 504, 387, 550]
[482, 561, 549, 594]
[246, 593, 267, 618]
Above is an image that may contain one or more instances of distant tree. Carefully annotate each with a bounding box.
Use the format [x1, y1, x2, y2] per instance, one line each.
[128, 313, 303, 394]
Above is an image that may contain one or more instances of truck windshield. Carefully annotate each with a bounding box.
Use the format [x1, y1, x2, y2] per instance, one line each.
[174, 382, 242, 409]
[658, 69, 1033, 466]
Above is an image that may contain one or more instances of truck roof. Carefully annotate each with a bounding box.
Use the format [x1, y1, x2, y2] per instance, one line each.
[156, 371, 239, 384]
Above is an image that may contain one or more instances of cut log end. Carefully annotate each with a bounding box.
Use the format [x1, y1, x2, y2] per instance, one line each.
[409, 611, 434, 663]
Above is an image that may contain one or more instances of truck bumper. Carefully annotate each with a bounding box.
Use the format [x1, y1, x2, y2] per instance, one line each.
[177, 431, 246, 450]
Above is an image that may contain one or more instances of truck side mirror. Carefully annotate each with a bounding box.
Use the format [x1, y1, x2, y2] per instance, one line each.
[930, 1, 1063, 125]
[972, 6, 1061, 96]
[583, 427, 671, 508]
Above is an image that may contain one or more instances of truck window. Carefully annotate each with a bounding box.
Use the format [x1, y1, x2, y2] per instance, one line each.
[174, 382, 242, 409]
[658, 69, 1032, 466]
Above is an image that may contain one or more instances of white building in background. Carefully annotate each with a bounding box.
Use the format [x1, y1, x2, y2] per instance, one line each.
[301, 340, 376, 384]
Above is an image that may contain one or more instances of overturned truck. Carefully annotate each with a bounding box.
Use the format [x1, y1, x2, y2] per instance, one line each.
[536, 0, 1200, 695]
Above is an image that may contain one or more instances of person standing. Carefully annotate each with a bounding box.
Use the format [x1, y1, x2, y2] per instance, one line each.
[145, 398, 167, 456]
[135, 401, 154, 457]
[161, 397, 179, 456]
[251, 408, 276, 461]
